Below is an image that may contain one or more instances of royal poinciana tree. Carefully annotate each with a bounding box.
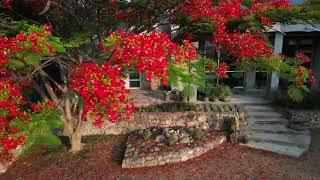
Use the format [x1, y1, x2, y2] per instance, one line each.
[0, 0, 317, 158]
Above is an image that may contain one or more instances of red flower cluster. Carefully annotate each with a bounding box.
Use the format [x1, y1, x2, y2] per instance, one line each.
[1, 0, 13, 9]
[296, 52, 311, 63]
[213, 27, 273, 60]
[70, 63, 134, 128]
[179, 0, 215, 21]
[295, 66, 310, 88]
[214, 62, 229, 78]
[0, 26, 55, 71]
[108, 31, 197, 81]
[309, 69, 317, 87]
[0, 80, 28, 161]
[178, 0, 290, 60]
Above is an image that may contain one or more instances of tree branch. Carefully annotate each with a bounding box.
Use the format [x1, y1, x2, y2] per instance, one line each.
[40, 75, 60, 106]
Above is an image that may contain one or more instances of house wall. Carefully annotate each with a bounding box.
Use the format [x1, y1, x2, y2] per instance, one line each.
[125, 72, 161, 90]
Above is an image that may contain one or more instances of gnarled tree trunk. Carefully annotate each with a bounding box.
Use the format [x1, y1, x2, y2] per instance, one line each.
[69, 127, 83, 154]
[63, 116, 83, 154]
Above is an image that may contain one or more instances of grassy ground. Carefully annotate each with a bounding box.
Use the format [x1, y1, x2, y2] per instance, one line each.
[2, 129, 320, 180]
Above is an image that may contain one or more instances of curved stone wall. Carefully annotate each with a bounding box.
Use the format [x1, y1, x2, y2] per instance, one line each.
[79, 111, 244, 136]
[122, 132, 226, 168]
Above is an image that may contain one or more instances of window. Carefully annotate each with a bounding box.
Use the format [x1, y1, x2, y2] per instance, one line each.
[128, 71, 141, 89]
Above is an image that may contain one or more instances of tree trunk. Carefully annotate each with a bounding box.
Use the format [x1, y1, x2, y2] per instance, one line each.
[70, 130, 82, 154]
[62, 116, 84, 154]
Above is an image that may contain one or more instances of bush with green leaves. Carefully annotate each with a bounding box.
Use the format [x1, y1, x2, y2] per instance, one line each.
[192, 128, 205, 141]
[13, 104, 63, 155]
[272, 91, 320, 110]
[142, 129, 152, 141]
[167, 133, 177, 146]
[209, 85, 232, 100]
[182, 86, 195, 98]
[137, 102, 237, 112]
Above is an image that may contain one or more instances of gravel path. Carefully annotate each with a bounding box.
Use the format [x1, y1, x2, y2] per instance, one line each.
[2, 129, 320, 180]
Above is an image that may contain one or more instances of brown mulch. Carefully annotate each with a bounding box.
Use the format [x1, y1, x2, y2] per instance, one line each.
[2, 129, 320, 180]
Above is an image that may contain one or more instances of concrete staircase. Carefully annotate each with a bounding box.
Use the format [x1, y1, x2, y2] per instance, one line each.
[240, 105, 311, 157]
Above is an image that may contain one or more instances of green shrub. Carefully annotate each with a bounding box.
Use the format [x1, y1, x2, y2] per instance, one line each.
[136, 102, 237, 112]
[192, 128, 205, 140]
[13, 106, 63, 155]
[142, 129, 152, 141]
[225, 113, 241, 144]
[221, 85, 232, 97]
[167, 133, 177, 146]
[183, 86, 195, 98]
[272, 91, 320, 110]
[204, 104, 211, 112]
[209, 85, 232, 100]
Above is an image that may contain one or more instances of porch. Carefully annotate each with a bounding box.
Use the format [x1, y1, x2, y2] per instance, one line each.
[129, 89, 270, 107]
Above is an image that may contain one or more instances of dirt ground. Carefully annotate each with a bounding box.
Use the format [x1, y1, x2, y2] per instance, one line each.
[2, 129, 320, 180]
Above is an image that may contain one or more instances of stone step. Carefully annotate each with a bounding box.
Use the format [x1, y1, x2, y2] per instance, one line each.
[240, 102, 311, 158]
[240, 141, 307, 157]
[247, 117, 288, 126]
[252, 120, 288, 125]
[248, 111, 283, 118]
[242, 124, 310, 135]
[244, 105, 275, 112]
[245, 132, 311, 148]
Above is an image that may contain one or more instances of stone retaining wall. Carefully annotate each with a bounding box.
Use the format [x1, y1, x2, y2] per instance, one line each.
[122, 134, 226, 168]
[80, 111, 243, 136]
[288, 110, 320, 129]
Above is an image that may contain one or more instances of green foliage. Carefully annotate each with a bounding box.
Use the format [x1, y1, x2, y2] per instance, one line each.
[241, 0, 254, 7]
[168, 58, 215, 89]
[208, 85, 232, 100]
[167, 133, 177, 146]
[64, 32, 91, 48]
[192, 128, 205, 141]
[137, 102, 237, 112]
[221, 85, 232, 97]
[12, 107, 63, 154]
[225, 113, 241, 144]
[182, 86, 195, 97]
[287, 86, 306, 103]
[142, 129, 152, 141]
[266, 2, 320, 24]
[273, 91, 320, 109]
[240, 55, 312, 102]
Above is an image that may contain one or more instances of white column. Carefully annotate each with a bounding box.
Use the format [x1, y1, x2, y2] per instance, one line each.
[269, 32, 283, 92]
[188, 41, 199, 102]
[245, 69, 256, 89]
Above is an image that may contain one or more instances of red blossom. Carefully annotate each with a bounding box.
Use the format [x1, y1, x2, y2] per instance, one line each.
[296, 52, 311, 63]
[214, 62, 229, 78]
[309, 69, 317, 86]
[0, 80, 28, 161]
[107, 31, 197, 81]
[70, 62, 134, 125]
[178, 0, 290, 61]
[1, 0, 13, 9]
